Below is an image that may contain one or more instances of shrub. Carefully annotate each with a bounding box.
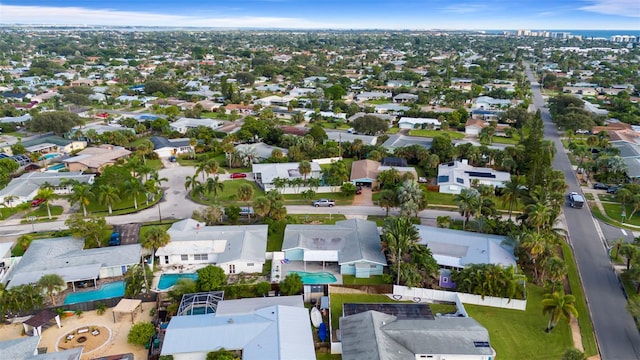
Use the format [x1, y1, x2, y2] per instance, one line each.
[256, 281, 271, 296]
[127, 322, 156, 347]
[96, 302, 106, 315]
[280, 273, 303, 295]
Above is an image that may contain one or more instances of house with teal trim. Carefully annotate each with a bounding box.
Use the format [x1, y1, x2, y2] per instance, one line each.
[282, 219, 387, 278]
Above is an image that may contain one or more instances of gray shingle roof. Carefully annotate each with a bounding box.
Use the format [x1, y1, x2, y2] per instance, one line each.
[340, 310, 494, 360]
[0, 172, 94, 199]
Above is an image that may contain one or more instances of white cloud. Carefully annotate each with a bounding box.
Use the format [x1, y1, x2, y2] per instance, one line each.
[580, 0, 640, 17]
[0, 5, 335, 28]
[441, 3, 487, 14]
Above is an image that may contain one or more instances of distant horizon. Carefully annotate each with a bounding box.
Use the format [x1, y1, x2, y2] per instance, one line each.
[2, 0, 639, 29]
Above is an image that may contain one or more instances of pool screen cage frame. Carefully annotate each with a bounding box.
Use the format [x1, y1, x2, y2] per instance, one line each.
[177, 291, 224, 316]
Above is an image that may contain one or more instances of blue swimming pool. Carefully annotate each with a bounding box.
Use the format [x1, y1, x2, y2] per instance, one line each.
[158, 273, 198, 290]
[63, 281, 125, 305]
[40, 153, 61, 160]
[48, 163, 66, 171]
[288, 271, 337, 284]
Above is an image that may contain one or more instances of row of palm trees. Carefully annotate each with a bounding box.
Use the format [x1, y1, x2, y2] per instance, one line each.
[0, 274, 68, 318]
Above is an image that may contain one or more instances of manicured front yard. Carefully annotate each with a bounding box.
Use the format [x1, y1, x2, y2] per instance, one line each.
[196, 179, 264, 205]
[602, 202, 640, 226]
[25, 205, 63, 218]
[466, 284, 574, 360]
[288, 214, 346, 225]
[86, 193, 155, 215]
[408, 129, 465, 139]
[491, 135, 520, 145]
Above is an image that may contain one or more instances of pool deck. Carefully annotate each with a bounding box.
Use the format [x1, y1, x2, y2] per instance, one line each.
[152, 264, 208, 291]
[280, 261, 342, 284]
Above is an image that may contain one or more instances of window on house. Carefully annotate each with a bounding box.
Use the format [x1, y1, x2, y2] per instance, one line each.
[229, 264, 236, 274]
[194, 254, 208, 261]
[181, 254, 188, 261]
[247, 263, 254, 267]
[456, 178, 464, 184]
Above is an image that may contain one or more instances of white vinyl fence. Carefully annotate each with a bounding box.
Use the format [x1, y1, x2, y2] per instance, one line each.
[393, 285, 527, 311]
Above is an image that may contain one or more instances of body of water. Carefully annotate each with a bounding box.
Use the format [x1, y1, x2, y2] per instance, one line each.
[63, 281, 125, 305]
[39, 153, 61, 160]
[289, 271, 337, 284]
[47, 163, 66, 171]
[157, 273, 198, 290]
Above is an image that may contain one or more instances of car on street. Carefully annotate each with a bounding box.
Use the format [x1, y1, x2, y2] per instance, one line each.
[31, 198, 45, 207]
[230, 173, 247, 179]
[593, 182, 608, 190]
[313, 199, 335, 207]
[568, 192, 585, 209]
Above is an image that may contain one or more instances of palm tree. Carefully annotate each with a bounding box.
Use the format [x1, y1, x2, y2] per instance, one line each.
[205, 176, 224, 203]
[123, 179, 145, 210]
[544, 257, 567, 292]
[619, 243, 639, 271]
[542, 291, 578, 332]
[98, 185, 120, 215]
[3, 194, 18, 208]
[184, 174, 201, 195]
[455, 188, 479, 229]
[150, 172, 168, 222]
[397, 180, 426, 218]
[237, 184, 254, 216]
[379, 189, 397, 217]
[37, 274, 66, 306]
[381, 217, 422, 285]
[252, 197, 271, 219]
[69, 183, 92, 217]
[525, 202, 553, 234]
[204, 159, 220, 177]
[522, 231, 553, 283]
[195, 160, 208, 181]
[298, 161, 312, 182]
[35, 187, 57, 220]
[141, 226, 170, 266]
[501, 175, 524, 219]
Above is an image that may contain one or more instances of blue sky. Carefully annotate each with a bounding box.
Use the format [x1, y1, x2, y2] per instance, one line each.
[1, 0, 639, 29]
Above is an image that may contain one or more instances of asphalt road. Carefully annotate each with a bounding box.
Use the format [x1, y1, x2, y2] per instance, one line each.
[526, 64, 640, 359]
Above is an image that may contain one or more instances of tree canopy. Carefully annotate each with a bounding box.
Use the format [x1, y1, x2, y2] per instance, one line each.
[29, 111, 84, 136]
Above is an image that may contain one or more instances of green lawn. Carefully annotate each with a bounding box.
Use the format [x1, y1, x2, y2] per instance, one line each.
[196, 180, 264, 205]
[316, 354, 341, 360]
[366, 215, 386, 226]
[561, 243, 598, 356]
[386, 127, 400, 134]
[177, 157, 199, 166]
[282, 191, 354, 206]
[466, 284, 574, 360]
[267, 222, 285, 252]
[25, 205, 63, 218]
[426, 191, 457, 206]
[491, 135, 520, 145]
[584, 193, 595, 201]
[0, 206, 21, 219]
[288, 214, 346, 225]
[408, 129, 465, 139]
[342, 275, 388, 285]
[86, 192, 159, 215]
[146, 159, 163, 170]
[602, 202, 640, 226]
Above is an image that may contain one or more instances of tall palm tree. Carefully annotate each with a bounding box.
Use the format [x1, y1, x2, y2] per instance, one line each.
[522, 231, 552, 283]
[141, 226, 170, 266]
[298, 161, 312, 182]
[123, 178, 145, 210]
[204, 159, 220, 177]
[397, 180, 426, 218]
[542, 291, 578, 332]
[150, 172, 168, 222]
[501, 175, 524, 219]
[98, 185, 120, 215]
[544, 257, 567, 292]
[35, 187, 57, 220]
[184, 174, 201, 195]
[195, 160, 208, 181]
[525, 202, 553, 234]
[205, 176, 224, 203]
[619, 243, 639, 271]
[37, 274, 66, 306]
[381, 217, 422, 285]
[455, 188, 479, 229]
[237, 184, 254, 216]
[69, 183, 92, 217]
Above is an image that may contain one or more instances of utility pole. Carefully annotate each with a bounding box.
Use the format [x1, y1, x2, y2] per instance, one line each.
[396, 246, 401, 286]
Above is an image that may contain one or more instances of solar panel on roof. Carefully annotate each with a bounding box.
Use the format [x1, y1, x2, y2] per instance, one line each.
[343, 303, 435, 320]
[473, 341, 491, 348]
[465, 171, 496, 178]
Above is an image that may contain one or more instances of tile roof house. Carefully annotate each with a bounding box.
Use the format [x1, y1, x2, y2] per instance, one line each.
[62, 145, 131, 173]
[340, 310, 495, 360]
[156, 219, 268, 275]
[282, 219, 387, 279]
[437, 160, 510, 194]
[161, 295, 315, 360]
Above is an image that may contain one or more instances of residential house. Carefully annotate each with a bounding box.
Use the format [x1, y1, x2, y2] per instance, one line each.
[326, 132, 377, 146]
[415, 226, 517, 269]
[0, 172, 94, 207]
[72, 123, 136, 136]
[0, 114, 31, 126]
[22, 136, 87, 156]
[387, 80, 413, 88]
[303, 76, 327, 87]
[392, 93, 419, 103]
[282, 219, 387, 279]
[169, 117, 223, 134]
[254, 95, 295, 107]
[161, 295, 315, 360]
[474, 96, 514, 110]
[150, 137, 194, 158]
[5, 237, 141, 289]
[347, 112, 396, 123]
[340, 310, 495, 360]
[374, 103, 410, 114]
[252, 162, 322, 191]
[398, 117, 441, 130]
[381, 134, 432, 151]
[437, 160, 511, 194]
[62, 145, 131, 173]
[464, 118, 511, 137]
[355, 91, 392, 102]
[235, 143, 288, 162]
[289, 87, 316, 97]
[156, 219, 268, 275]
[610, 140, 640, 180]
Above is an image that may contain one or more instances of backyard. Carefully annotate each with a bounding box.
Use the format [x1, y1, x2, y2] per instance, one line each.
[408, 129, 465, 139]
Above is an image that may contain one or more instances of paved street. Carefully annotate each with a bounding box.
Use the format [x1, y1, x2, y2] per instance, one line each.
[526, 64, 640, 359]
